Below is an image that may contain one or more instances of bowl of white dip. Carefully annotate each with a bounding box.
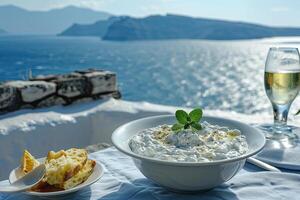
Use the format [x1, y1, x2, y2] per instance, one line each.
[112, 115, 265, 192]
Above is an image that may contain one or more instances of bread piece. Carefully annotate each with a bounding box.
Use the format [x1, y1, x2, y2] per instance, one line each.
[46, 150, 66, 161]
[62, 159, 96, 190]
[65, 148, 88, 168]
[44, 148, 88, 186]
[20, 150, 40, 174]
[31, 180, 63, 192]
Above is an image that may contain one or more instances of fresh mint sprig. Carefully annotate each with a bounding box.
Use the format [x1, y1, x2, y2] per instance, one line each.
[171, 108, 203, 132]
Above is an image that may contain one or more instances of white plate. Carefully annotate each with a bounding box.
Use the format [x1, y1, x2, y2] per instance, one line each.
[255, 143, 300, 170]
[9, 158, 103, 197]
[254, 125, 300, 170]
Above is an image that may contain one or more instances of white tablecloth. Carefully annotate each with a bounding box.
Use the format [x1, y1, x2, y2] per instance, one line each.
[1, 147, 300, 200]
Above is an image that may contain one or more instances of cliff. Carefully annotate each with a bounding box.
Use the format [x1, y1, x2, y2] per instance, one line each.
[102, 14, 300, 41]
[59, 17, 119, 37]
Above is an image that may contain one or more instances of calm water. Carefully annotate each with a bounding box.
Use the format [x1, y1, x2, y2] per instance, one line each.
[1, 35, 300, 114]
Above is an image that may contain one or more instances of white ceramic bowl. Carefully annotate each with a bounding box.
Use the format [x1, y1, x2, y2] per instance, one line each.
[112, 115, 265, 192]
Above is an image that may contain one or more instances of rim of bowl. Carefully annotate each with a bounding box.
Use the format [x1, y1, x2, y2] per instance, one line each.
[112, 115, 266, 166]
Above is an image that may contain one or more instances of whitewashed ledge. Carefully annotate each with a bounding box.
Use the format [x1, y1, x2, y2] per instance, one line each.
[0, 98, 299, 180]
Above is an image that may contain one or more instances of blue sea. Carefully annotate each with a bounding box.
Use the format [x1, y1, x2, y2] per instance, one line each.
[1, 35, 300, 115]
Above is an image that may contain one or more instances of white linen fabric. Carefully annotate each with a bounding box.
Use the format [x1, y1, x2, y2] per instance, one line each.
[1, 147, 300, 200]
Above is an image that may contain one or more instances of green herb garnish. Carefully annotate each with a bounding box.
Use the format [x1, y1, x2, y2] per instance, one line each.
[171, 108, 203, 132]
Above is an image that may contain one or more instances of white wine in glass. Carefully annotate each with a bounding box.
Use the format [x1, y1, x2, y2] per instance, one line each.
[262, 47, 300, 147]
[265, 71, 300, 106]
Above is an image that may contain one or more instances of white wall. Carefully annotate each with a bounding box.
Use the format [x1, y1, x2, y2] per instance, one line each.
[0, 99, 176, 180]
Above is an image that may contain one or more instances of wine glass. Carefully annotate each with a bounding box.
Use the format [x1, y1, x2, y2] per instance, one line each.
[262, 47, 300, 148]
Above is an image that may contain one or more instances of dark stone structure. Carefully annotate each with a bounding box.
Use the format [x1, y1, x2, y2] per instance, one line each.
[0, 69, 121, 114]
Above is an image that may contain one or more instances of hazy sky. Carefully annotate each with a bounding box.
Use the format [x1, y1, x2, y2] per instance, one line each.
[0, 0, 299, 27]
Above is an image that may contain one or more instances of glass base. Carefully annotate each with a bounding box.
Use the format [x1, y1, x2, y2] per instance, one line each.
[257, 124, 300, 149]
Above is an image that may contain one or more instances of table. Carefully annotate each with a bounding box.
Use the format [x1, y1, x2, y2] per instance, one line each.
[1, 147, 300, 200]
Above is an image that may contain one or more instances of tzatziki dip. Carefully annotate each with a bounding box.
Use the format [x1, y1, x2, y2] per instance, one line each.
[129, 121, 248, 162]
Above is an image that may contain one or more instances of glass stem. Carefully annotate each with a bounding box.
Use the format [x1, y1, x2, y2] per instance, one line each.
[272, 103, 290, 129]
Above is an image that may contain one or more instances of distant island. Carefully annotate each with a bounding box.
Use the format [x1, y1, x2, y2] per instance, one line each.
[61, 14, 300, 41]
[59, 17, 119, 37]
[0, 5, 111, 35]
[2, 4, 300, 40]
[103, 14, 300, 40]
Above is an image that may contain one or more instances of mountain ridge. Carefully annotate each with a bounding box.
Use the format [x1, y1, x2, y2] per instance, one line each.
[0, 5, 112, 35]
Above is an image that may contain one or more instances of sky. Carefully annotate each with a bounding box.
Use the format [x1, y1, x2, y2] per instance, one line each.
[0, 0, 300, 27]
